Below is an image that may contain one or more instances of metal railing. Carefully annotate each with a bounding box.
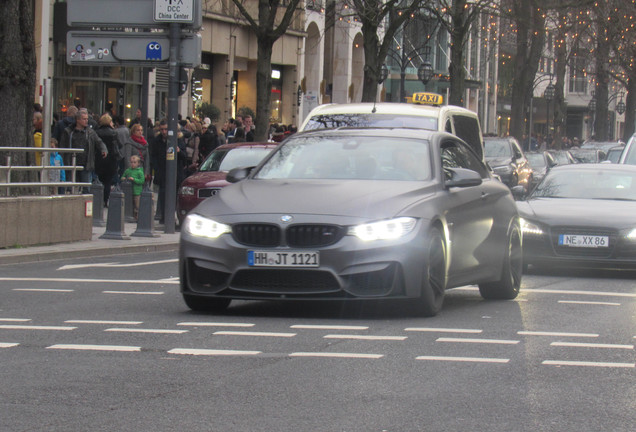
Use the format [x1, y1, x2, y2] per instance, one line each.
[0, 147, 90, 196]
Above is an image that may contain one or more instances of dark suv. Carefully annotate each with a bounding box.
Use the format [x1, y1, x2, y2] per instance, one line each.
[484, 137, 533, 192]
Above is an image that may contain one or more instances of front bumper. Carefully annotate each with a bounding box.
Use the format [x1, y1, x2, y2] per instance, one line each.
[179, 221, 428, 301]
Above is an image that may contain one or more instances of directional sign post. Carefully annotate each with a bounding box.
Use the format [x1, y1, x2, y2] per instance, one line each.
[66, 0, 203, 234]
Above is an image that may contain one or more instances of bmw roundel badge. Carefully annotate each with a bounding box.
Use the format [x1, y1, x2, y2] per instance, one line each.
[281, 215, 293, 223]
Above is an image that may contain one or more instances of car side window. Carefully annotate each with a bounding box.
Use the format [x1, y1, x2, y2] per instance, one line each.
[442, 140, 488, 179]
[513, 142, 523, 159]
[445, 119, 452, 133]
[452, 115, 483, 160]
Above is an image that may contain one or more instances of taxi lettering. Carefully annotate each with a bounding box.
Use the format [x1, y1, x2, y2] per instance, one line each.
[412, 92, 443, 105]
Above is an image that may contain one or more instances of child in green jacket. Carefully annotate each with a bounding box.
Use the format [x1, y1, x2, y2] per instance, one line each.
[121, 155, 145, 219]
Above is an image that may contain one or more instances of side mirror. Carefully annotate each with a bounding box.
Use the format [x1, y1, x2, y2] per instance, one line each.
[444, 167, 482, 188]
[226, 166, 254, 183]
[511, 185, 526, 200]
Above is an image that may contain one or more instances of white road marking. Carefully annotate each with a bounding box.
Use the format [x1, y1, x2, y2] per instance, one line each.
[542, 360, 635, 368]
[213, 331, 296, 338]
[105, 328, 188, 334]
[0, 343, 19, 348]
[13, 288, 74, 293]
[0, 325, 76, 331]
[436, 337, 520, 345]
[290, 352, 383, 359]
[518, 331, 599, 338]
[550, 341, 634, 350]
[158, 277, 179, 282]
[58, 259, 177, 270]
[65, 320, 143, 325]
[177, 322, 255, 327]
[416, 356, 509, 363]
[405, 327, 483, 334]
[168, 348, 261, 356]
[102, 291, 164, 295]
[0, 318, 31, 322]
[0, 277, 178, 284]
[455, 286, 636, 298]
[47, 344, 140, 352]
[558, 300, 621, 306]
[291, 324, 369, 330]
[324, 334, 407, 341]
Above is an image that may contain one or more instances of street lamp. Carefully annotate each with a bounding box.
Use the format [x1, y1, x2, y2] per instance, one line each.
[378, 63, 389, 85]
[617, 92, 626, 115]
[544, 80, 555, 139]
[417, 61, 434, 87]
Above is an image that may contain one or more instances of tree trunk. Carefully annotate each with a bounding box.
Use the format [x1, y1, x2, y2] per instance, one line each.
[254, 38, 273, 142]
[0, 0, 36, 163]
[552, 17, 568, 145]
[593, 15, 610, 141]
[624, 75, 636, 141]
[447, 0, 468, 106]
[360, 19, 381, 103]
[509, 0, 545, 142]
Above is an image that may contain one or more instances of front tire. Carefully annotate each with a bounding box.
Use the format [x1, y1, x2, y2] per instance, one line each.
[479, 221, 522, 300]
[417, 227, 447, 317]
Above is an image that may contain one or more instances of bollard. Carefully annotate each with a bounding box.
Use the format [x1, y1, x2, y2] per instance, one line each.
[99, 185, 131, 240]
[132, 184, 160, 238]
[90, 178, 106, 227]
[121, 180, 136, 223]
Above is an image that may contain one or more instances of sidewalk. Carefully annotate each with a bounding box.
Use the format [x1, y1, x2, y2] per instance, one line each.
[0, 222, 180, 265]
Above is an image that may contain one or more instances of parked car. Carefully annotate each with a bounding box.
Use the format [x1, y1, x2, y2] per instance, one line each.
[525, 151, 557, 190]
[546, 149, 578, 165]
[484, 136, 533, 192]
[180, 128, 522, 316]
[618, 133, 636, 164]
[604, 145, 625, 163]
[580, 140, 624, 153]
[569, 148, 606, 163]
[177, 142, 278, 225]
[517, 164, 636, 270]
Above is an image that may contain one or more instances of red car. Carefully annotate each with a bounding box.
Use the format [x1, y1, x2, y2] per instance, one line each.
[177, 142, 278, 225]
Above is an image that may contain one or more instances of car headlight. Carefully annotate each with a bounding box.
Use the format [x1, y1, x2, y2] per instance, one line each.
[520, 218, 544, 236]
[493, 165, 513, 175]
[180, 186, 195, 196]
[184, 214, 231, 239]
[348, 217, 417, 241]
[625, 228, 636, 240]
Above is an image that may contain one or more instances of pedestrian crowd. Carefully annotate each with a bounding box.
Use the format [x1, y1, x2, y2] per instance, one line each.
[31, 101, 297, 222]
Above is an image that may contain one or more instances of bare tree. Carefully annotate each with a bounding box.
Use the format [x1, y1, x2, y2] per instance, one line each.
[344, 0, 426, 102]
[425, 0, 497, 106]
[231, 0, 303, 141]
[0, 0, 36, 182]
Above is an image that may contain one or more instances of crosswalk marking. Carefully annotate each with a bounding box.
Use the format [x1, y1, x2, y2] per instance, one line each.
[323, 334, 407, 341]
[102, 291, 164, 295]
[291, 324, 369, 330]
[177, 322, 255, 327]
[13, 288, 74, 293]
[558, 300, 621, 306]
[0, 318, 31, 322]
[65, 320, 143, 325]
[168, 348, 261, 356]
[550, 341, 634, 349]
[105, 328, 188, 334]
[518, 330, 599, 338]
[436, 337, 519, 345]
[405, 327, 482, 334]
[290, 352, 383, 359]
[416, 356, 509, 363]
[213, 331, 296, 338]
[542, 360, 635, 368]
[47, 344, 140, 352]
[0, 342, 19, 348]
[0, 325, 76, 331]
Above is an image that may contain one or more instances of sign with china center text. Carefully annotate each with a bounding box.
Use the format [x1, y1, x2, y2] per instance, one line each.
[155, 0, 194, 23]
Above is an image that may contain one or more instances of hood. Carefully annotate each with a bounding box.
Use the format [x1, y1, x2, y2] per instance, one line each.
[195, 179, 436, 220]
[486, 156, 512, 167]
[182, 171, 228, 188]
[517, 197, 636, 229]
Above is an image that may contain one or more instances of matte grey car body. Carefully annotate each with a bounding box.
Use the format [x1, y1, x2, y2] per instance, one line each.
[179, 128, 522, 316]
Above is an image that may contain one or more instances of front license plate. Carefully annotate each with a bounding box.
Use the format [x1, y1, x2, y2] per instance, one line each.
[248, 250, 319, 267]
[558, 234, 609, 248]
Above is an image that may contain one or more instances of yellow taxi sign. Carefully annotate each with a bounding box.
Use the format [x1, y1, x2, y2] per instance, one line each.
[411, 92, 443, 106]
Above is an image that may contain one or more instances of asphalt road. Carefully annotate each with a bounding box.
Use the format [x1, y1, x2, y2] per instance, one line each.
[1, 251, 635, 431]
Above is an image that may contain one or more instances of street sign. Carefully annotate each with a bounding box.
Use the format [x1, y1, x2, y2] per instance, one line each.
[67, 0, 201, 29]
[66, 31, 201, 68]
[155, 0, 194, 23]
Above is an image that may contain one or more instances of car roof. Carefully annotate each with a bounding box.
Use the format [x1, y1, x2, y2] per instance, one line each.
[550, 163, 636, 172]
[215, 141, 278, 150]
[290, 127, 451, 141]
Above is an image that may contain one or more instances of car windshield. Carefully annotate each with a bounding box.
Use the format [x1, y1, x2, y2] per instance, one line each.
[532, 169, 636, 200]
[484, 140, 511, 158]
[199, 147, 273, 172]
[254, 135, 431, 181]
[550, 151, 571, 165]
[526, 153, 546, 168]
[303, 114, 438, 131]
[571, 150, 600, 163]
